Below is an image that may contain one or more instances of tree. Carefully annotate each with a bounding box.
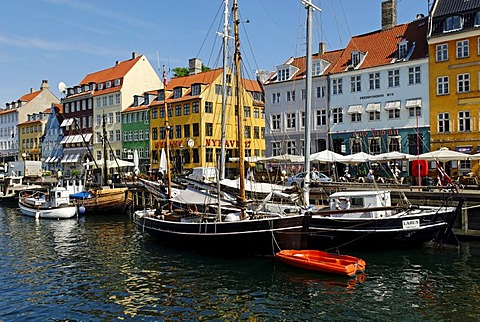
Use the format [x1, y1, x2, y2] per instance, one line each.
[171, 64, 211, 78]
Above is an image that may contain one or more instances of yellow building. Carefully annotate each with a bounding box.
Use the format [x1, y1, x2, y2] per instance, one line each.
[150, 60, 265, 176]
[18, 111, 49, 161]
[428, 1, 480, 175]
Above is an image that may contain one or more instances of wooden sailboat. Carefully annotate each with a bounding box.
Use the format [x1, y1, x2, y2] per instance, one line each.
[69, 114, 129, 215]
[133, 0, 308, 256]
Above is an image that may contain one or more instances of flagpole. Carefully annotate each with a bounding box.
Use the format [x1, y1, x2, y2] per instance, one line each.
[163, 65, 172, 212]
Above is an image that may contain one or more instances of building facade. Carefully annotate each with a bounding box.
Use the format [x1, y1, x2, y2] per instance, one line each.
[428, 0, 480, 175]
[42, 103, 65, 172]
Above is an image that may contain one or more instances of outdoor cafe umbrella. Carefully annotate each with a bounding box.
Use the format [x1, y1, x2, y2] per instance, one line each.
[408, 147, 475, 161]
[370, 151, 414, 162]
[336, 152, 374, 164]
[310, 150, 343, 163]
[262, 154, 305, 163]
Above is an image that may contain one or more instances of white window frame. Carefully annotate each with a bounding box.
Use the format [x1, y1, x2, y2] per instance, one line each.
[369, 72, 380, 90]
[457, 40, 469, 58]
[438, 112, 450, 133]
[285, 112, 296, 130]
[436, 43, 448, 62]
[408, 66, 421, 85]
[388, 69, 400, 88]
[350, 75, 361, 92]
[437, 76, 449, 95]
[458, 110, 471, 132]
[457, 73, 470, 93]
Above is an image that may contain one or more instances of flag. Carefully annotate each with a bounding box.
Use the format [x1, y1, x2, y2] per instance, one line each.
[162, 65, 167, 86]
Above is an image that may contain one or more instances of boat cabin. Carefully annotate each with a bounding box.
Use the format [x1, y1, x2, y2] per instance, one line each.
[329, 190, 393, 218]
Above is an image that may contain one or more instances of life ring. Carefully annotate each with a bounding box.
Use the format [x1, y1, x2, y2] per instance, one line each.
[188, 204, 198, 214]
[336, 197, 351, 210]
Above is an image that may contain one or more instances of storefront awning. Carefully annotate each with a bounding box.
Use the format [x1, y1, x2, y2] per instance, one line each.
[385, 101, 401, 110]
[347, 105, 363, 114]
[60, 118, 75, 127]
[365, 103, 381, 112]
[456, 146, 472, 153]
[406, 99, 422, 108]
[60, 133, 92, 145]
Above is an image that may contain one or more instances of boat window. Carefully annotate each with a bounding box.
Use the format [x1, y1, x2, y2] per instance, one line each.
[350, 197, 364, 208]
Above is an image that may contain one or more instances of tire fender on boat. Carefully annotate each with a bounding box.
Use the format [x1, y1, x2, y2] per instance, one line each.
[188, 204, 198, 214]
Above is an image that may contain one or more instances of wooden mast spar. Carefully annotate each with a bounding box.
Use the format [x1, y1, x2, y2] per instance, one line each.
[163, 65, 172, 211]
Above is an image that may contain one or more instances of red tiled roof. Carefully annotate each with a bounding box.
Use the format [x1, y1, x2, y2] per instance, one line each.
[0, 108, 17, 116]
[166, 68, 223, 90]
[18, 119, 42, 126]
[330, 18, 428, 74]
[19, 90, 41, 102]
[243, 79, 263, 92]
[124, 104, 149, 112]
[79, 55, 142, 85]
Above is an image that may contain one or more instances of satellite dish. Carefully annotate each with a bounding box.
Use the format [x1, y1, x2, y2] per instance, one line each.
[58, 82, 67, 95]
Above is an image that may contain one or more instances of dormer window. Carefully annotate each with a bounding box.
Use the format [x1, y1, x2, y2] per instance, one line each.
[82, 85, 88, 92]
[475, 11, 480, 27]
[173, 87, 183, 99]
[68, 88, 74, 95]
[277, 68, 290, 81]
[114, 79, 121, 87]
[443, 15, 462, 33]
[351, 52, 360, 67]
[144, 94, 150, 105]
[98, 83, 104, 90]
[398, 40, 408, 60]
[312, 59, 330, 76]
[191, 84, 201, 96]
[106, 81, 111, 89]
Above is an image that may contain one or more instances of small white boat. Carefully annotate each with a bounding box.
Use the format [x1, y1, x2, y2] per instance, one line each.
[18, 187, 78, 219]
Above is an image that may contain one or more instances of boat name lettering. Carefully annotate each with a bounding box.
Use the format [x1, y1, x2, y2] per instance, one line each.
[402, 219, 420, 230]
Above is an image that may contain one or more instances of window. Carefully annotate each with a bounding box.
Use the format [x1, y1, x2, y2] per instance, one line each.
[388, 136, 401, 152]
[443, 15, 462, 33]
[96, 115, 102, 126]
[437, 76, 449, 95]
[272, 114, 281, 130]
[244, 106, 251, 117]
[286, 141, 296, 155]
[116, 112, 120, 123]
[168, 106, 173, 117]
[332, 107, 343, 124]
[116, 130, 121, 141]
[332, 79, 343, 95]
[369, 111, 380, 121]
[205, 102, 213, 113]
[272, 142, 281, 156]
[316, 86, 326, 98]
[183, 103, 190, 115]
[351, 112, 361, 122]
[245, 126, 251, 139]
[475, 11, 480, 26]
[368, 137, 381, 154]
[206, 123, 213, 136]
[254, 108, 259, 118]
[316, 110, 326, 126]
[176, 125, 181, 138]
[108, 95, 113, 106]
[286, 90, 295, 102]
[457, 73, 470, 93]
[272, 92, 280, 103]
[457, 40, 469, 58]
[351, 51, 360, 67]
[408, 66, 421, 85]
[115, 93, 120, 105]
[286, 113, 296, 129]
[436, 44, 448, 61]
[369, 72, 380, 90]
[458, 111, 471, 132]
[173, 87, 183, 99]
[192, 102, 199, 113]
[254, 126, 260, 139]
[108, 113, 113, 124]
[277, 68, 290, 81]
[152, 127, 158, 140]
[184, 124, 190, 137]
[191, 84, 201, 96]
[408, 106, 421, 117]
[388, 70, 400, 87]
[350, 138, 362, 153]
[398, 41, 408, 59]
[175, 104, 181, 116]
[193, 123, 199, 136]
[388, 108, 400, 119]
[438, 112, 450, 133]
[350, 75, 361, 92]
[114, 79, 120, 87]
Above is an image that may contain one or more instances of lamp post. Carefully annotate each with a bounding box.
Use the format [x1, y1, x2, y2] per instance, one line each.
[21, 152, 27, 177]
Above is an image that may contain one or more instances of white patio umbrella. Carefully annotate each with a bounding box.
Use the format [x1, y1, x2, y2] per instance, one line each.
[159, 148, 167, 174]
[263, 154, 305, 163]
[337, 152, 374, 164]
[370, 151, 414, 162]
[133, 149, 140, 175]
[310, 150, 343, 163]
[409, 147, 474, 161]
[83, 159, 135, 168]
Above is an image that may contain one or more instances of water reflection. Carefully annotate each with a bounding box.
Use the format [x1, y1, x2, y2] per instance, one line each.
[1, 205, 480, 320]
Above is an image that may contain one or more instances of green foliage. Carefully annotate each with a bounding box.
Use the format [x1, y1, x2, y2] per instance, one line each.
[201, 64, 211, 72]
[172, 67, 189, 78]
[71, 169, 81, 177]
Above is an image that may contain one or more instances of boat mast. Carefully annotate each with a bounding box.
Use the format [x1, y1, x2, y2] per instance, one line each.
[233, 0, 246, 215]
[219, 0, 230, 181]
[163, 65, 172, 211]
[102, 113, 108, 186]
[302, 0, 320, 207]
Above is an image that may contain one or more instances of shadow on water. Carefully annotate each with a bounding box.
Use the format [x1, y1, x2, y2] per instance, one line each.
[0, 204, 480, 320]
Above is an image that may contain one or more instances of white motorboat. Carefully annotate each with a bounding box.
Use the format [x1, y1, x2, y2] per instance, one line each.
[18, 186, 78, 219]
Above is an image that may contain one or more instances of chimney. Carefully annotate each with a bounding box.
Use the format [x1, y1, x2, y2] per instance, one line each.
[318, 42, 326, 55]
[381, 0, 397, 30]
[189, 58, 203, 75]
[132, 51, 138, 59]
[30, 88, 35, 93]
[115, 60, 119, 66]
[40, 79, 49, 90]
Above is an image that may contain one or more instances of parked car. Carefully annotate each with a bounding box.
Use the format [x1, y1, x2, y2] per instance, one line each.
[285, 171, 332, 187]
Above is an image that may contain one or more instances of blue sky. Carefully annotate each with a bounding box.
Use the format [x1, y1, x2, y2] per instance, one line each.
[0, 0, 429, 103]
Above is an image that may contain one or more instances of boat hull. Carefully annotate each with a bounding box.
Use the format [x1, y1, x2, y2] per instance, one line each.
[133, 213, 308, 256]
[71, 187, 129, 215]
[18, 201, 77, 219]
[275, 249, 366, 277]
[307, 205, 460, 250]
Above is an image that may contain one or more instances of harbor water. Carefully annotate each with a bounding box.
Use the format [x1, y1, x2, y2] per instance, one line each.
[1, 204, 480, 321]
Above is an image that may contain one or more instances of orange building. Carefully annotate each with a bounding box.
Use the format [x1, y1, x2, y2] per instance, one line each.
[428, 0, 480, 175]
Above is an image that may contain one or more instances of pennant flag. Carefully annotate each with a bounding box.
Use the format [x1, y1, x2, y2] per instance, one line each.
[162, 64, 167, 86]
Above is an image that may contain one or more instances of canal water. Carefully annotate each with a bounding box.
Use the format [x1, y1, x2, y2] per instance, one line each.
[1, 205, 479, 321]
